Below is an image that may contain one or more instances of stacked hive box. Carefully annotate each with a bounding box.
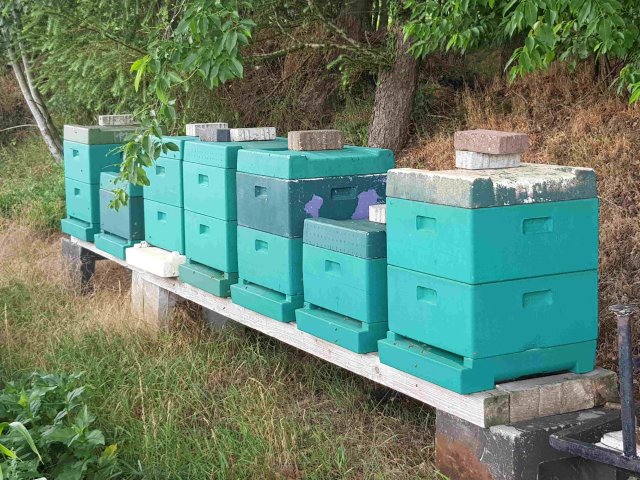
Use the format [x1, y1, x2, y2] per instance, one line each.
[142, 136, 199, 253]
[61, 124, 136, 241]
[378, 130, 600, 394]
[94, 172, 144, 259]
[231, 134, 394, 322]
[296, 218, 388, 353]
[178, 137, 288, 296]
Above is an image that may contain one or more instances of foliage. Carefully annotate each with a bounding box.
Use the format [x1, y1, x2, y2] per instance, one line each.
[404, 0, 640, 102]
[0, 372, 121, 479]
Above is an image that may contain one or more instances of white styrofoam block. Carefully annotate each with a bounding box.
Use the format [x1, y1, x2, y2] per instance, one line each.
[369, 204, 387, 224]
[185, 122, 229, 136]
[229, 127, 276, 142]
[455, 150, 521, 170]
[125, 242, 186, 277]
[98, 114, 137, 126]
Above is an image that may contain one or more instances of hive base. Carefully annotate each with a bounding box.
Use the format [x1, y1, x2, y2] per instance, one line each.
[230, 279, 303, 322]
[94, 233, 138, 260]
[179, 260, 238, 298]
[296, 304, 387, 353]
[61, 218, 100, 242]
[378, 332, 597, 394]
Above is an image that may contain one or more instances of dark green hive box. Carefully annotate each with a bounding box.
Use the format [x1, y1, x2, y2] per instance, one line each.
[236, 145, 394, 179]
[303, 218, 386, 259]
[237, 173, 388, 238]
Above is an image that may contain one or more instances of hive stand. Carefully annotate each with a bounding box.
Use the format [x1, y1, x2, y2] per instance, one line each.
[62, 235, 626, 479]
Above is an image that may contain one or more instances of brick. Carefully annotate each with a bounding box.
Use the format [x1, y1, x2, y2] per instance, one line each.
[455, 150, 521, 170]
[229, 127, 276, 142]
[98, 114, 137, 126]
[288, 130, 344, 151]
[454, 129, 529, 155]
[386, 164, 597, 208]
[185, 122, 229, 137]
[199, 128, 231, 142]
[369, 204, 386, 224]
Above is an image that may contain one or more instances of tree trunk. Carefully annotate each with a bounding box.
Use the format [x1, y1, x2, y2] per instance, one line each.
[7, 45, 62, 162]
[337, 0, 371, 41]
[368, 26, 417, 153]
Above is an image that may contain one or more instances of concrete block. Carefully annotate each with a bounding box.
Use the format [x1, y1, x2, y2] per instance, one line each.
[369, 204, 386, 224]
[98, 114, 137, 126]
[125, 242, 186, 277]
[198, 128, 231, 142]
[131, 270, 177, 330]
[454, 129, 529, 155]
[229, 127, 276, 142]
[455, 150, 521, 170]
[185, 122, 228, 136]
[496, 369, 618, 423]
[386, 164, 597, 208]
[288, 130, 344, 151]
[435, 408, 615, 480]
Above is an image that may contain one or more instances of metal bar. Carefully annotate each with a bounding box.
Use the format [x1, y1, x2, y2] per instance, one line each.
[610, 304, 638, 459]
[550, 435, 640, 474]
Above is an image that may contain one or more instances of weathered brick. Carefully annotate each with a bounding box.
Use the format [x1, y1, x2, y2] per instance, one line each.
[98, 114, 137, 126]
[368, 204, 386, 224]
[288, 130, 344, 151]
[229, 127, 276, 142]
[455, 150, 521, 170]
[185, 122, 229, 137]
[454, 129, 529, 155]
[199, 128, 231, 142]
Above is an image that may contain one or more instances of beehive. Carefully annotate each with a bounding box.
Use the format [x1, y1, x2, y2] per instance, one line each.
[61, 124, 135, 241]
[94, 171, 145, 259]
[296, 218, 388, 353]
[378, 156, 599, 394]
[231, 145, 393, 322]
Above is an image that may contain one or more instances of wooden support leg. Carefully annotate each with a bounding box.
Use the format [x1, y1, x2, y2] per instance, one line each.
[131, 271, 177, 330]
[203, 308, 246, 335]
[61, 237, 99, 294]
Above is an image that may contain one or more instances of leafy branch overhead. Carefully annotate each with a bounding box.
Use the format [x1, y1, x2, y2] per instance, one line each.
[404, 0, 640, 99]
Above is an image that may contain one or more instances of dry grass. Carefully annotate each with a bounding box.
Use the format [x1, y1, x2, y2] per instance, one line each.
[400, 62, 640, 372]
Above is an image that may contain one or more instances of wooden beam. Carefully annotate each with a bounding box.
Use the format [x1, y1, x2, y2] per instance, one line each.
[66, 237, 618, 428]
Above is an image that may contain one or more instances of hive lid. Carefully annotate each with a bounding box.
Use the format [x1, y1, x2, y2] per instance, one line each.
[237, 145, 394, 179]
[156, 135, 200, 161]
[100, 171, 143, 197]
[183, 138, 288, 168]
[386, 163, 597, 208]
[63, 125, 138, 145]
[303, 218, 387, 259]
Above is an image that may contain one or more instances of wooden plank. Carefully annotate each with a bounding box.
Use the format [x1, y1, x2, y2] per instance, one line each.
[68, 237, 618, 429]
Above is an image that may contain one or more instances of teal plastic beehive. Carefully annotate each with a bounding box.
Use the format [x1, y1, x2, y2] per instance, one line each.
[237, 172, 388, 238]
[183, 138, 288, 169]
[100, 171, 143, 197]
[378, 333, 597, 394]
[64, 178, 100, 224]
[143, 199, 185, 253]
[60, 218, 100, 242]
[63, 141, 122, 183]
[99, 192, 144, 241]
[64, 125, 137, 145]
[184, 210, 237, 273]
[237, 145, 394, 179]
[94, 232, 138, 259]
[386, 265, 598, 359]
[231, 279, 304, 322]
[143, 156, 183, 207]
[386, 197, 599, 283]
[183, 162, 237, 220]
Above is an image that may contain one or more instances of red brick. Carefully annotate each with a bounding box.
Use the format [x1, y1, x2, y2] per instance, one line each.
[454, 129, 529, 155]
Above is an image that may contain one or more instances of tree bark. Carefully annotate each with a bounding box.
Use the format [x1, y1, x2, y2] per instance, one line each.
[7, 45, 62, 162]
[368, 26, 417, 153]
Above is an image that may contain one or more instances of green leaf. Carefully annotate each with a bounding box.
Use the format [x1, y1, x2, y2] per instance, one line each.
[0, 443, 16, 460]
[225, 31, 237, 53]
[164, 142, 179, 152]
[9, 422, 41, 462]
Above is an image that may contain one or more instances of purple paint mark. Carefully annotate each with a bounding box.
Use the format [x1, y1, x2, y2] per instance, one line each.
[352, 189, 380, 219]
[305, 194, 324, 218]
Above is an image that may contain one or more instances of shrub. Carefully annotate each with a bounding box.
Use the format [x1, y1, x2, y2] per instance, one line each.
[0, 372, 121, 479]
